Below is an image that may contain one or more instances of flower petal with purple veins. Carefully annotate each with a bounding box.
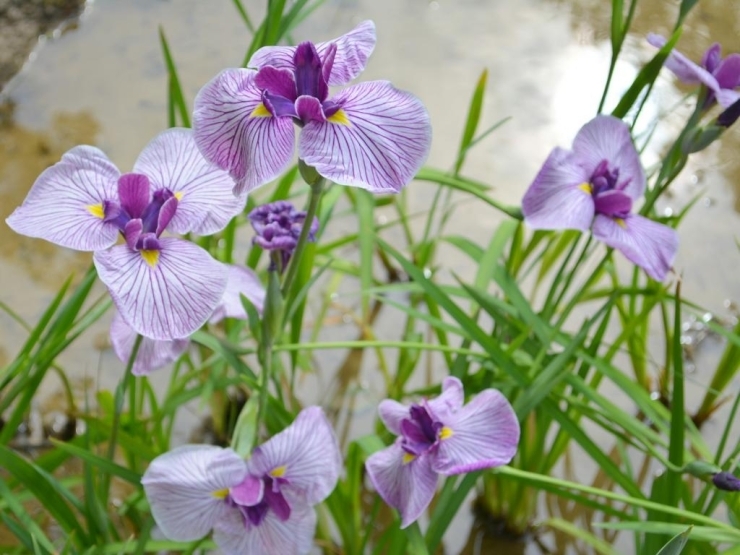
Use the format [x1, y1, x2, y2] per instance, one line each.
[298, 80, 431, 193]
[432, 389, 520, 475]
[295, 95, 326, 123]
[378, 399, 410, 435]
[210, 265, 266, 323]
[246, 407, 340, 505]
[521, 147, 595, 231]
[110, 311, 189, 376]
[571, 115, 646, 200]
[5, 145, 120, 251]
[592, 214, 678, 281]
[193, 68, 295, 194]
[248, 20, 376, 88]
[94, 238, 228, 340]
[365, 442, 438, 529]
[141, 445, 247, 542]
[133, 128, 246, 236]
[213, 495, 316, 555]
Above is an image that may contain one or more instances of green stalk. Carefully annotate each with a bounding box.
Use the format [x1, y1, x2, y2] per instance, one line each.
[404, 522, 430, 555]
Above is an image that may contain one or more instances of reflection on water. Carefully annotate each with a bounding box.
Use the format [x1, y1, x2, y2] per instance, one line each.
[0, 0, 738, 553]
[0, 100, 98, 287]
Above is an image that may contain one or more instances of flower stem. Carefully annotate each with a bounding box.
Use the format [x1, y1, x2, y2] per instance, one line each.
[405, 522, 430, 555]
[281, 163, 325, 298]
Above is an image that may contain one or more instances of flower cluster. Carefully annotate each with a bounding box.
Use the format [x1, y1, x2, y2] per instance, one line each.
[249, 201, 319, 271]
[142, 408, 341, 555]
[522, 115, 679, 281]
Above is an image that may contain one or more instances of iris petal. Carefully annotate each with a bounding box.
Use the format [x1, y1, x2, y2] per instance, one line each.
[6, 146, 120, 251]
[248, 20, 376, 87]
[94, 239, 227, 340]
[246, 407, 340, 505]
[213, 497, 316, 555]
[365, 442, 438, 529]
[298, 81, 431, 193]
[193, 68, 295, 195]
[592, 214, 678, 281]
[432, 389, 520, 475]
[209, 265, 266, 323]
[522, 147, 595, 231]
[134, 128, 246, 236]
[141, 445, 247, 542]
[110, 311, 189, 376]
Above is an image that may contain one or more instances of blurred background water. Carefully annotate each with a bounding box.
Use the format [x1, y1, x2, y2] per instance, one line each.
[0, 0, 738, 552]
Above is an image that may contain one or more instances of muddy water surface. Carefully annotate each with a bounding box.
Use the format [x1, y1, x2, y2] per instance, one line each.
[1, 0, 739, 553]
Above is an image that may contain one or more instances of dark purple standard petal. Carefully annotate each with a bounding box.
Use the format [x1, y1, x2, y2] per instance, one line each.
[118, 173, 152, 219]
[293, 42, 328, 101]
[298, 80, 431, 193]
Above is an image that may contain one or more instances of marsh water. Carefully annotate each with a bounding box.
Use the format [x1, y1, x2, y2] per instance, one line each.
[0, 0, 739, 553]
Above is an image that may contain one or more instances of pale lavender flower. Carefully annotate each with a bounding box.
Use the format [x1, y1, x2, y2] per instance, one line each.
[648, 34, 740, 108]
[6, 129, 246, 340]
[365, 377, 519, 528]
[522, 115, 679, 281]
[249, 201, 319, 270]
[141, 407, 341, 555]
[193, 20, 432, 195]
[111, 265, 265, 375]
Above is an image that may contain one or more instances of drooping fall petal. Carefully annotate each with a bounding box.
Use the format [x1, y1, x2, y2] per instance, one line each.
[298, 80, 431, 193]
[6, 146, 120, 251]
[94, 238, 227, 340]
[141, 445, 247, 542]
[193, 68, 295, 194]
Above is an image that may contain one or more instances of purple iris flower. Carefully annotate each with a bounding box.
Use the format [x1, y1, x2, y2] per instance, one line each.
[522, 115, 679, 281]
[648, 34, 740, 108]
[5, 129, 246, 340]
[365, 377, 520, 528]
[249, 201, 319, 270]
[141, 407, 341, 555]
[193, 20, 432, 195]
[111, 265, 266, 376]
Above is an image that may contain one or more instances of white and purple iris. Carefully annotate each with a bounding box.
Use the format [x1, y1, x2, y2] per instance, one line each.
[111, 265, 266, 376]
[6, 129, 246, 340]
[365, 377, 520, 528]
[648, 33, 740, 108]
[141, 407, 341, 555]
[193, 20, 432, 195]
[522, 115, 679, 281]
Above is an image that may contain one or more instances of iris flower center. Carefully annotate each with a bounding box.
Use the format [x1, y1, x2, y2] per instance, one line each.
[586, 159, 633, 219]
[399, 404, 449, 459]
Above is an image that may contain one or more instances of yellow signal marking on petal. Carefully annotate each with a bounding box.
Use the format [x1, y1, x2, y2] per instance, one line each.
[174, 191, 184, 201]
[615, 218, 627, 229]
[327, 109, 350, 126]
[438, 426, 454, 440]
[141, 250, 160, 267]
[577, 182, 592, 194]
[269, 465, 287, 478]
[87, 203, 105, 219]
[250, 103, 272, 118]
[402, 452, 416, 465]
[212, 488, 229, 499]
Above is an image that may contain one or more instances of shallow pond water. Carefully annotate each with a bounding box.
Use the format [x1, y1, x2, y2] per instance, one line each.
[0, 0, 739, 553]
